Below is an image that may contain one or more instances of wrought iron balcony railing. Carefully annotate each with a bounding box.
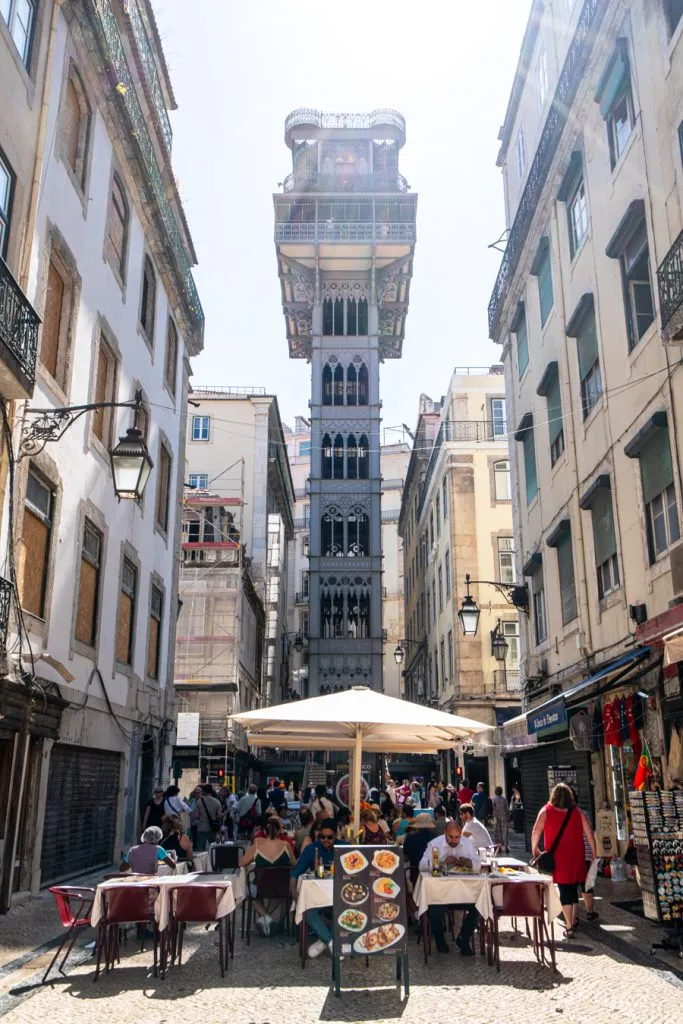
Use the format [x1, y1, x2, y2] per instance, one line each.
[285, 108, 406, 141]
[491, 669, 521, 694]
[487, 0, 606, 340]
[0, 256, 40, 394]
[443, 420, 507, 443]
[283, 171, 409, 194]
[275, 222, 415, 243]
[657, 228, 683, 338]
[124, 0, 172, 153]
[0, 575, 10, 654]
[295, 591, 309, 604]
[181, 542, 239, 565]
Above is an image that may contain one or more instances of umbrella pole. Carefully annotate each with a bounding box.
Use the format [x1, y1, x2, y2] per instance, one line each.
[352, 727, 362, 835]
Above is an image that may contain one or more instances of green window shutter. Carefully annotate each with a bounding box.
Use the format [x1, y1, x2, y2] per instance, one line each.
[591, 489, 617, 566]
[557, 532, 577, 624]
[577, 310, 599, 381]
[640, 430, 674, 505]
[547, 372, 563, 445]
[516, 312, 529, 377]
[523, 431, 538, 505]
[538, 250, 554, 326]
[596, 47, 629, 119]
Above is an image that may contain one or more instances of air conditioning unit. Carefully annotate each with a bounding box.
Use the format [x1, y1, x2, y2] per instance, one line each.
[524, 655, 548, 680]
[670, 540, 683, 595]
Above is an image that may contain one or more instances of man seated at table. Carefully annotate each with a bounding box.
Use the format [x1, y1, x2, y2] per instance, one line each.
[459, 802, 493, 850]
[120, 826, 177, 873]
[419, 819, 482, 955]
[290, 819, 342, 958]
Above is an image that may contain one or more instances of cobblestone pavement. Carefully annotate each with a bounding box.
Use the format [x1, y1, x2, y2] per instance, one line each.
[0, 915, 680, 1024]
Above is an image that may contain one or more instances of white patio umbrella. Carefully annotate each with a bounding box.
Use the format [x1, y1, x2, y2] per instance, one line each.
[230, 685, 488, 831]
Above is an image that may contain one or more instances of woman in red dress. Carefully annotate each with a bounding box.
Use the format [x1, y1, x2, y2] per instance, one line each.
[531, 783, 597, 937]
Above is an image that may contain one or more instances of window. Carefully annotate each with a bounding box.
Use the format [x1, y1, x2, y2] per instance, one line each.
[532, 569, 547, 645]
[503, 620, 520, 673]
[515, 416, 537, 505]
[567, 296, 602, 420]
[147, 585, 163, 679]
[116, 557, 137, 666]
[494, 460, 511, 501]
[581, 480, 621, 599]
[426, 590, 431, 630]
[139, 255, 156, 342]
[302, 534, 309, 557]
[531, 238, 554, 327]
[435, 495, 441, 536]
[304, 503, 310, 526]
[1, 0, 34, 67]
[491, 397, 507, 438]
[621, 220, 655, 348]
[665, 0, 683, 35]
[106, 173, 129, 280]
[155, 443, 172, 533]
[0, 150, 14, 258]
[40, 258, 70, 388]
[445, 550, 451, 598]
[551, 526, 578, 625]
[447, 630, 454, 678]
[537, 48, 548, 109]
[92, 334, 118, 446]
[300, 611, 309, 640]
[188, 473, 208, 490]
[438, 565, 443, 611]
[164, 318, 178, 397]
[440, 638, 446, 683]
[498, 537, 515, 584]
[19, 470, 54, 618]
[568, 175, 588, 258]
[442, 477, 448, 518]
[629, 424, 680, 563]
[537, 362, 564, 465]
[347, 506, 369, 556]
[515, 126, 526, 181]
[191, 415, 210, 442]
[63, 67, 91, 190]
[512, 303, 529, 377]
[597, 44, 634, 169]
[357, 363, 368, 406]
[302, 570, 310, 597]
[298, 441, 311, 456]
[75, 520, 102, 647]
[321, 507, 343, 556]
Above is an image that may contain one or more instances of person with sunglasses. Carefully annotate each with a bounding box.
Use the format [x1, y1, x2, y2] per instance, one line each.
[291, 819, 344, 957]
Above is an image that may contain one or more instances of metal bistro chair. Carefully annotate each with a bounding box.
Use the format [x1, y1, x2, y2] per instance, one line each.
[167, 884, 231, 978]
[243, 866, 292, 945]
[210, 843, 244, 871]
[94, 884, 161, 980]
[44, 886, 95, 983]
[488, 880, 556, 971]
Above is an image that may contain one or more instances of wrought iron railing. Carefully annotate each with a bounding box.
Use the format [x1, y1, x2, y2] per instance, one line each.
[282, 171, 409, 193]
[657, 228, 683, 331]
[293, 517, 310, 529]
[275, 222, 415, 243]
[124, 0, 172, 153]
[487, 0, 607, 339]
[88, 1, 204, 338]
[492, 669, 521, 693]
[285, 108, 406, 139]
[0, 576, 10, 654]
[418, 423, 443, 516]
[295, 591, 309, 604]
[0, 256, 40, 386]
[191, 385, 267, 397]
[442, 420, 507, 442]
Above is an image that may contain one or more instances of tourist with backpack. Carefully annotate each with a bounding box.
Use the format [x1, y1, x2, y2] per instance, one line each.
[237, 783, 261, 835]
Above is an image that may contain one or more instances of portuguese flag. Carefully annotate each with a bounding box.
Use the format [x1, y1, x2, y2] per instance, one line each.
[633, 739, 653, 791]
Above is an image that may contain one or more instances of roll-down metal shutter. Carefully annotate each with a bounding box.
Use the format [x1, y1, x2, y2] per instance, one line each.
[41, 744, 121, 885]
[519, 740, 593, 849]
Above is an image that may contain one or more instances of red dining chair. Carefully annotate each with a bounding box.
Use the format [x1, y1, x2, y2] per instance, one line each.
[488, 881, 555, 971]
[94, 885, 160, 980]
[244, 866, 292, 945]
[169, 885, 230, 978]
[44, 886, 95, 983]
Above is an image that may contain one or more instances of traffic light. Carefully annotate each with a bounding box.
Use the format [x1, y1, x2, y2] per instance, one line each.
[455, 765, 463, 779]
[172, 759, 183, 780]
[217, 768, 224, 780]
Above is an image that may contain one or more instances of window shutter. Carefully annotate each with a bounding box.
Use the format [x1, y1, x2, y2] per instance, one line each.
[576, 310, 599, 381]
[538, 250, 554, 325]
[513, 304, 529, 376]
[557, 533, 577, 623]
[596, 46, 629, 118]
[591, 489, 617, 566]
[523, 431, 537, 504]
[546, 372, 563, 445]
[640, 430, 674, 505]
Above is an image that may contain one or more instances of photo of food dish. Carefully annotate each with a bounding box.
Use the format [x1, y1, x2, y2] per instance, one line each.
[337, 908, 368, 932]
[372, 850, 400, 874]
[372, 877, 400, 898]
[353, 923, 405, 954]
[341, 882, 369, 905]
[377, 901, 400, 922]
[340, 850, 369, 875]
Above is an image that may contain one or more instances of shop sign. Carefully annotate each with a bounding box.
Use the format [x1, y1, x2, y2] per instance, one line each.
[595, 808, 618, 857]
[176, 712, 200, 746]
[663, 675, 681, 700]
[528, 699, 567, 737]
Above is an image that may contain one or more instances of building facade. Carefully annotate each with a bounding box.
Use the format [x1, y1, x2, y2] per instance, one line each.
[489, 0, 683, 845]
[274, 109, 417, 696]
[399, 370, 519, 790]
[0, 0, 203, 906]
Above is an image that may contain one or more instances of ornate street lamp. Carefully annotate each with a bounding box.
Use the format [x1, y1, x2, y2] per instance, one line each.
[490, 620, 509, 663]
[458, 576, 481, 636]
[393, 643, 405, 665]
[458, 573, 529, 637]
[293, 632, 305, 653]
[109, 427, 154, 501]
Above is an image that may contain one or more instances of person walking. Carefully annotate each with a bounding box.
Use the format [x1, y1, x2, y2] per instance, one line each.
[195, 783, 223, 852]
[509, 786, 524, 833]
[142, 786, 166, 831]
[457, 778, 474, 805]
[471, 782, 491, 822]
[531, 783, 597, 937]
[492, 786, 510, 851]
[237, 784, 261, 835]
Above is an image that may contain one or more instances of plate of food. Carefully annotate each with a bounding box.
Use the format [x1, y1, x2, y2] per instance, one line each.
[341, 882, 369, 905]
[340, 850, 369, 875]
[353, 923, 405, 954]
[377, 901, 400, 922]
[372, 877, 400, 898]
[337, 908, 368, 932]
[372, 850, 401, 874]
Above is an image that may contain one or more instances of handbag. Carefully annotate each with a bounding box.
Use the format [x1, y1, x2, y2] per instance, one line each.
[530, 806, 574, 873]
[201, 797, 221, 834]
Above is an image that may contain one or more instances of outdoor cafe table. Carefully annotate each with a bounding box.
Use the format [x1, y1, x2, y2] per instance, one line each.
[295, 875, 333, 967]
[91, 872, 236, 933]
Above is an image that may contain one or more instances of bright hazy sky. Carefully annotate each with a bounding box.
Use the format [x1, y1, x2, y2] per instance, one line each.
[154, 0, 530, 439]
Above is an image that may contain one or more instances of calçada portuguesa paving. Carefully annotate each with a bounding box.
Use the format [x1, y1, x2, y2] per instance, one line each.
[0, 894, 681, 1024]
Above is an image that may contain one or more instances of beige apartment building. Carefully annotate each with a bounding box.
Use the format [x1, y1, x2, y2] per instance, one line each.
[489, 0, 683, 845]
[399, 370, 520, 791]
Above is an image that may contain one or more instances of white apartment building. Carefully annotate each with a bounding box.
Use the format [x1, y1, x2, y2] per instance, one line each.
[0, 0, 203, 904]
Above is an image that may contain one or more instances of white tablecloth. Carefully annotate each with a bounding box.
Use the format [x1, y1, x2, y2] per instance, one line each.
[91, 873, 236, 932]
[294, 877, 333, 925]
[192, 852, 211, 872]
[158, 860, 190, 876]
[413, 871, 562, 924]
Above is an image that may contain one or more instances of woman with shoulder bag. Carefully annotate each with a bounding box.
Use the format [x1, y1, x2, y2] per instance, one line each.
[531, 782, 597, 938]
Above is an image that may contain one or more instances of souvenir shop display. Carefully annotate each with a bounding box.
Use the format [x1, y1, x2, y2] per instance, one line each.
[628, 789, 683, 924]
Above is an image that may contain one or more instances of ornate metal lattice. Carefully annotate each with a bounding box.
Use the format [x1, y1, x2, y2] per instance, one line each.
[0, 575, 11, 654]
[0, 256, 40, 385]
[657, 227, 683, 333]
[487, 0, 607, 340]
[285, 108, 406, 139]
[124, 0, 173, 153]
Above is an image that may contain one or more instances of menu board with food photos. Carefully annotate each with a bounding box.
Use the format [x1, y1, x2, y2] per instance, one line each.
[333, 845, 408, 969]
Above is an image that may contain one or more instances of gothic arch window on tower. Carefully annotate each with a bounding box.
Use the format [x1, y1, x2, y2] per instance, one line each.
[334, 298, 344, 336]
[333, 434, 345, 478]
[323, 299, 334, 336]
[346, 363, 357, 405]
[319, 580, 371, 640]
[358, 434, 369, 478]
[357, 298, 368, 335]
[347, 298, 357, 336]
[347, 434, 358, 478]
[333, 363, 344, 404]
[322, 296, 368, 337]
[358, 363, 368, 405]
[322, 433, 333, 478]
[321, 506, 344, 557]
[322, 363, 333, 405]
[321, 360, 368, 406]
[347, 505, 369, 556]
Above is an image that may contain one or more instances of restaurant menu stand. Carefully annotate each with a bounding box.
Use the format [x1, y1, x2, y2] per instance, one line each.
[332, 845, 409, 999]
[628, 789, 683, 954]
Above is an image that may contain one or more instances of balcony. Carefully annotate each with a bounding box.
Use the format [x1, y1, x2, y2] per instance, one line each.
[442, 420, 507, 443]
[295, 591, 309, 605]
[275, 222, 415, 243]
[181, 542, 239, 566]
[283, 171, 409, 194]
[284, 108, 406, 146]
[657, 229, 683, 341]
[0, 256, 39, 397]
[489, 669, 521, 695]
